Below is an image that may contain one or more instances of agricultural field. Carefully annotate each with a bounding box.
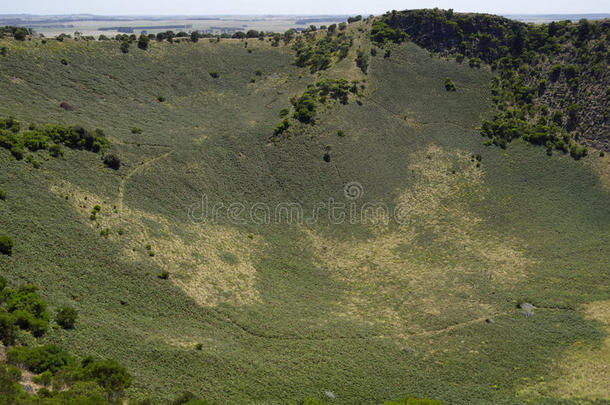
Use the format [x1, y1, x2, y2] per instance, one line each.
[0, 13, 609, 404]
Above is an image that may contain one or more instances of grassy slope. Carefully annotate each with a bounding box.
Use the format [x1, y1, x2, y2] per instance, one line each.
[0, 24, 609, 404]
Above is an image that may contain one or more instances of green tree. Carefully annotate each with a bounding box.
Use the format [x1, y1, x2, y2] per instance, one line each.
[13, 28, 27, 41]
[137, 34, 149, 50]
[83, 359, 132, 403]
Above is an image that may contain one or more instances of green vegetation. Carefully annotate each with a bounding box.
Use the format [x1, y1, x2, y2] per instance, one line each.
[382, 9, 609, 154]
[0, 236, 12, 255]
[56, 306, 78, 329]
[0, 117, 110, 165]
[103, 154, 121, 170]
[293, 30, 352, 73]
[355, 49, 370, 74]
[272, 78, 361, 136]
[444, 77, 456, 91]
[0, 15, 608, 404]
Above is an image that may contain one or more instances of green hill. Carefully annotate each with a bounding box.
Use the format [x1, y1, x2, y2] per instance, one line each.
[0, 13, 609, 404]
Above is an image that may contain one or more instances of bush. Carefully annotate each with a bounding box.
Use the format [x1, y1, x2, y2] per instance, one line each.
[137, 34, 149, 50]
[355, 49, 369, 74]
[0, 188, 5, 200]
[103, 154, 121, 170]
[49, 144, 64, 158]
[82, 359, 132, 401]
[0, 235, 13, 255]
[131, 127, 142, 134]
[13, 28, 27, 41]
[570, 144, 588, 160]
[209, 70, 219, 78]
[56, 306, 78, 329]
[157, 271, 169, 280]
[0, 312, 16, 345]
[337, 129, 345, 137]
[7, 344, 72, 374]
[120, 41, 130, 53]
[444, 77, 456, 91]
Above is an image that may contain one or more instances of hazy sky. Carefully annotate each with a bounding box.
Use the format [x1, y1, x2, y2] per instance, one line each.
[1, 0, 608, 16]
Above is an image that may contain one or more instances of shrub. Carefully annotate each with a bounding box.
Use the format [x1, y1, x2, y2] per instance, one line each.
[194, 343, 203, 350]
[32, 370, 53, 386]
[13, 28, 27, 41]
[56, 306, 78, 329]
[0, 235, 13, 255]
[444, 77, 456, 91]
[60, 58, 68, 65]
[103, 154, 121, 170]
[82, 359, 132, 401]
[209, 70, 219, 78]
[468, 57, 481, 68]
[273, 120, 291, 137]
[384, 49, 391, 58]
[137, 34, 149, 50]
[7, 344, 72, 373]
[0, 312, 16, 345]
[130, 127, 142, 134]
[337, 129, 345, 137]
[0, 188, 6, 200]
[0, 47, 7, 56]
[49, 144, 64, 158]
[570, 144, 588, 160]
[157, 271, 169, 280]
[355, 49, 370, 74]
[156, 95, 166, 102]
[456, 53, 464, 63]
[120, 41, 130, 53]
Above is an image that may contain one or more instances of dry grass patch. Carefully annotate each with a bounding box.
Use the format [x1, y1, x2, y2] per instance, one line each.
[305, 144, 533, 333]
[50, 180, 263, 307]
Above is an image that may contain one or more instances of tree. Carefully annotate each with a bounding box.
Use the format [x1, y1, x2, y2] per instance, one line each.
[13, 28, 27, 41]
[246, 30, 259, 38]
[137, 34, 149, 50]
[83, 360, 132, 403]
[120, 41, 130, 54]
[190, 31, 199, 42]
[56, 306, 78, 329]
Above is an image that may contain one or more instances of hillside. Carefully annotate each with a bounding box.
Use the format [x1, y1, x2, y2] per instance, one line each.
[0, 12, 609, 404]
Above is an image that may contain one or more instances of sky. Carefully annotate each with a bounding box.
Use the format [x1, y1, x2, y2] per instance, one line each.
[0, 0, 608, 16]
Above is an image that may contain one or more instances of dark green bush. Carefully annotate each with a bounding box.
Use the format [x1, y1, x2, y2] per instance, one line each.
[0, 189, 5, 200]
[131, 127, 143, 134]
[120, 41, 129, 53]
[444, 77, 456, 91]
[13, 28, 27, 41]
[0, 235, 13, 255]
[209, 70, 219, 78]
[56, 306, 78, 329]
[137, 34, 149, 50]
[157, 271, 169, 280]
[355, 49, 369, 74]
[103, 154, 121, 170]
[7, 344, 72, 374]
[0, 312, 16, 345]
